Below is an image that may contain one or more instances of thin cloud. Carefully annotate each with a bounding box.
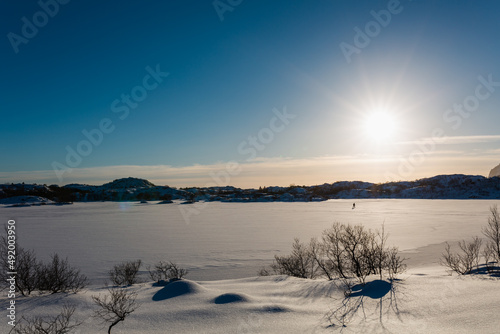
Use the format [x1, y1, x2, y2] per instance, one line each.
[399, 135, 500, 146]
[1, 154, 496, 188]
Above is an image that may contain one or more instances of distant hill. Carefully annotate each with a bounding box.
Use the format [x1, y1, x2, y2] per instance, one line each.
[1, 174, 500, 204]
[101, 177, 156, 189]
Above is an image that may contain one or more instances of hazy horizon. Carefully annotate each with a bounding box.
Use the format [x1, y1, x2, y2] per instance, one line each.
[2, 169, 498, 189]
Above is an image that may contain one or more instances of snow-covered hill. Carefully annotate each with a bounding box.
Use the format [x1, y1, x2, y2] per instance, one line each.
[101, 177, 156, 189]
[489, 163, 500, 178]
[1, 174, 500, 204]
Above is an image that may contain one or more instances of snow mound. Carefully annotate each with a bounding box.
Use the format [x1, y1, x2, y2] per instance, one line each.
[213, 292, 251, 304]
[151, 280, 206, 301]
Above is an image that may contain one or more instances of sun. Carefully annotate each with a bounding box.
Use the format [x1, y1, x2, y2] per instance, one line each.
[363, 110, 397, 142]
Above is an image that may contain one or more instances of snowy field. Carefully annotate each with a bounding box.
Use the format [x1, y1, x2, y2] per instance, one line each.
[1, 199, 500, 333]
[2, 199, 498, 282]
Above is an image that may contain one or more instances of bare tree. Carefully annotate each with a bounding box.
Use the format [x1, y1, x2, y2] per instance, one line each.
[147, 261, 188, 282]
[340, 224, 373, 284]
[9, 304, 82, 334]
[37, 254, 88, 293]
[267, 222, 406, 283]
[271, 238, 319, 279]
[0, 243, 40, 296]
[93, 288, 139, 334]
[1, 227, 86, 295]
[109, 260, 142, 286]
[441, 237, 482, 275]
[0, 227, 41, 296]
[167, 262, 188, 280]
[385, 246, 407, 280]
[15, 248, 41, 296]
[483, 205, 500, 263]
[309, 237, 333, 280]
[376, 223, 388, 280]
[320, 223, 348, 280]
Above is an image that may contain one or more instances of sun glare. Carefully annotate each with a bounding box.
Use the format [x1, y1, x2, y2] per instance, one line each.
[364, 110, 397, 142]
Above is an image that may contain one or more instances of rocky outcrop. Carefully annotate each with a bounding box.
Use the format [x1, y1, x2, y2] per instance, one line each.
[489, 163, 500, 178]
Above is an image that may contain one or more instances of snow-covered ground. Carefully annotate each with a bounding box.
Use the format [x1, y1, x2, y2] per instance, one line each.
[1, 199, 498, 282]
[0, 195, 54, 206]
[1, 200, 499, 333]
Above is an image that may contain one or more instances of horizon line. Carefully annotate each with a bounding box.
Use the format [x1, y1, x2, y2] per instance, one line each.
[2, 173, 497, 190]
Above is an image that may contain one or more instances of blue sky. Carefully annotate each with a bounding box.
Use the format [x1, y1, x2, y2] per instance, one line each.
[1, 0, 500, 187]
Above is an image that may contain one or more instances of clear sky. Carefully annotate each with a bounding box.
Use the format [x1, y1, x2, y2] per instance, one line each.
[1, 0, 500, 187]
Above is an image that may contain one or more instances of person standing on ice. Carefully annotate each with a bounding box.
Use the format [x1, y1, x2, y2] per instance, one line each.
[352, 203, 355, 209]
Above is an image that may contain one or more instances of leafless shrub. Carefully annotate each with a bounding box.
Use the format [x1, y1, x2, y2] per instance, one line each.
[375, 224, 388, 280]
[309, 237, 332, 279]
[0, 228, 41, 296]
[37, 254, 88, 293]
[441, 237, 482, 275]
[270, 238, 319, 279]
[483, 205, 500, 263]
[109, 260, 142, 286]
[483, 244, 499, 274]
[317, 223, 405, 284]
[9, 304, 82, 334]
[318, 223, 348, 280]
[147, 261, 188, 282]
[0, 244, 40, 296]
[168, 262, 188, 280]
[340, 224, 374, 284]
[257, 267, 271, 276]
[1, 226, 87, 295]
[385, 246, 407, 280]
[14, 248, 41, 296]
[264, 223, 406, 283]
[93, 287, 139, 334]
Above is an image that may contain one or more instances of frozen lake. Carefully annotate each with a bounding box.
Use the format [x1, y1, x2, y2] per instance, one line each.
[1, 199, 499, 283]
